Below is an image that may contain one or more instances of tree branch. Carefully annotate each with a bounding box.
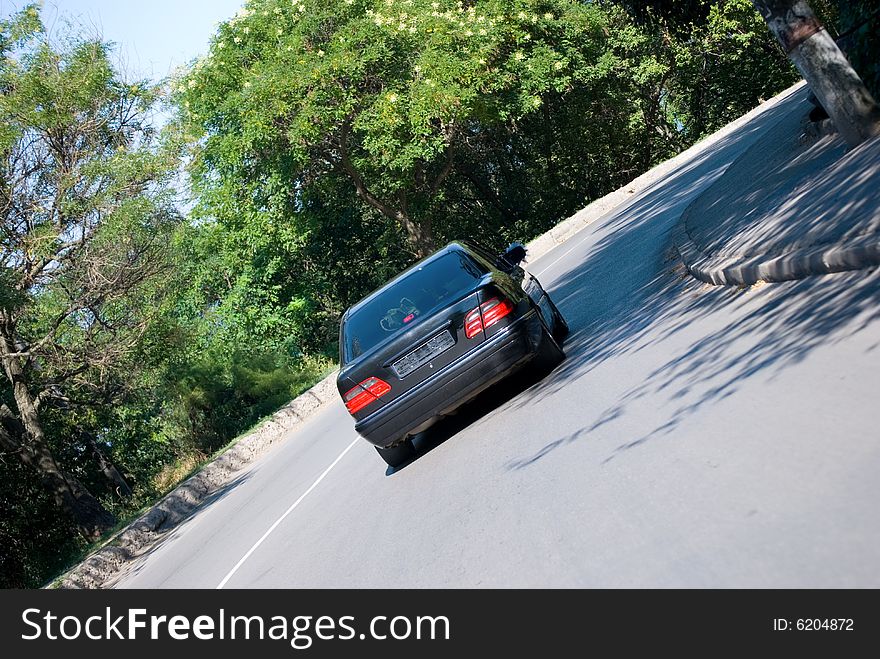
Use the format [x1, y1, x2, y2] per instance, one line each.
[428, 122, 457, 198]
[336, 120, 404, 224]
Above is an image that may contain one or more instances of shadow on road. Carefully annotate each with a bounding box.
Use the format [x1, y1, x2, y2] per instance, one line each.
[384, 362, 551, 475]
[507, 263, 879, 471]
[502, 99, 880, 470]
[683, 97, 880, 264]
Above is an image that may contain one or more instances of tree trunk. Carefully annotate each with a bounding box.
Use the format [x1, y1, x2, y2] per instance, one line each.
[0, 335, 116, 540]
[752, 0, 880, 147]
[398, 211, 436, 259]
[84, 431, 133, 498]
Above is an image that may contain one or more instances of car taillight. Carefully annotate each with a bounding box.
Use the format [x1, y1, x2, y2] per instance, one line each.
[343, 377, 391, 415]
[464, 296, 514, 339]
[464, 308, 484, 339]
[481, 297, 514, 327]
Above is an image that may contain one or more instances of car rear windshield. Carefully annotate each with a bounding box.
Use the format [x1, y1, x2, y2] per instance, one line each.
[343, 250, 487, 361]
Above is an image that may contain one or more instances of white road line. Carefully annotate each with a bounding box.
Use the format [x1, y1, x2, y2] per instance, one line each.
[216, 437, 360, 589]
[531, 229, 594, 278]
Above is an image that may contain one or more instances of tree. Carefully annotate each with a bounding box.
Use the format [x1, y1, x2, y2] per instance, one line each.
[0, 7, 180, 539]
[179, 0, 618, 258]
[608, 0, 800, 146]
[752, 0, 880, 146]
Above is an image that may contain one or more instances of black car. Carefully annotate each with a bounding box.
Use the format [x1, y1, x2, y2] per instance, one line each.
[337, 241, 568, 467]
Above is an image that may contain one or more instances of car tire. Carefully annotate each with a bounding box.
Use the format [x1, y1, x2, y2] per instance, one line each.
[548, 298, 569, 342]
[375, 438, 416, 467]
[532, 326, 565, 374]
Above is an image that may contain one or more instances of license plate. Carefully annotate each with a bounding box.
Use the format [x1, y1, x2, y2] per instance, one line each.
[392, 330, 455, 378]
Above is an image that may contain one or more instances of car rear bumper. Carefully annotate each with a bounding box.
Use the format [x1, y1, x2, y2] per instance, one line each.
[354, 310, 544, 448]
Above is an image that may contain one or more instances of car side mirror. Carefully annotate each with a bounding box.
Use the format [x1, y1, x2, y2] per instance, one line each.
[497, 242, 527, 271]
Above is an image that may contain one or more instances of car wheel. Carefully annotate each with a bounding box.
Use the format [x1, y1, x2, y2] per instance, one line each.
[532, 326, 565, 374]
[548, 298, 569, 342]
[375, 438, 416, 467]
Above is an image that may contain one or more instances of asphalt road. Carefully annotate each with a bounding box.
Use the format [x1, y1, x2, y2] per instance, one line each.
[117, 93, 880, 588]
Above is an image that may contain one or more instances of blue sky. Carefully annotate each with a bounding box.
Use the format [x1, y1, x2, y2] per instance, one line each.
[1, 0, 245, 80]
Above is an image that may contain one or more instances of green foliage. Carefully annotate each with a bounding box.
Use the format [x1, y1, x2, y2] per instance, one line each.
[178, 0, 795, 264]
[0, 454, 87, 588]
[178, 0, 619, 255]
[155, 351, 334, 454]
[608, 0, 798, 145]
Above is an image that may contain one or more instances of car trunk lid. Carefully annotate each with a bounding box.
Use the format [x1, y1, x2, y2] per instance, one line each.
[339, 286, 488, 420]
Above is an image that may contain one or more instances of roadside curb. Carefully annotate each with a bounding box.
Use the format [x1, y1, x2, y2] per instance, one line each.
[56, 370, 340, 589]
[675, 222, 880, 286]
[675, 118, 880, 286]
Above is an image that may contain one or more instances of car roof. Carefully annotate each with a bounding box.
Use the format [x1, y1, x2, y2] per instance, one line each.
[342, 241, 474, 322]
